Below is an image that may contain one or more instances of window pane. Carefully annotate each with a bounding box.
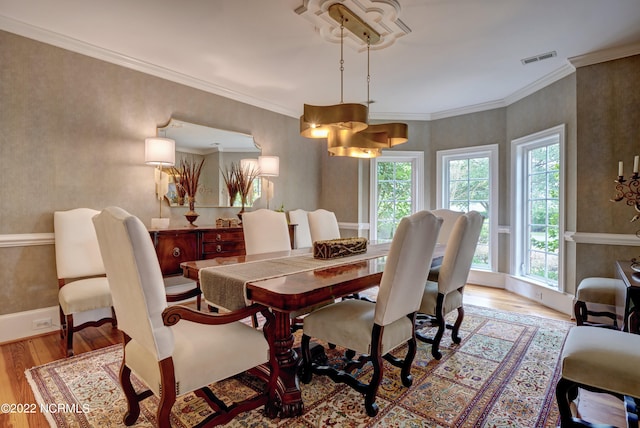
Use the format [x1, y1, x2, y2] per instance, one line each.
[444, 155, 491, 269]
[375, 159, 416, 242]
[523, 140, 560, 287]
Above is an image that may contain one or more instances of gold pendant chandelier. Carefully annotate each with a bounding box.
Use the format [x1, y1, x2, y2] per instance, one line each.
[300, 3, 408, 158]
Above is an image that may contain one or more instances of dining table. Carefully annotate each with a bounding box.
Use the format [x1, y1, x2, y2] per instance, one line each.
[181, 242, 445, 418]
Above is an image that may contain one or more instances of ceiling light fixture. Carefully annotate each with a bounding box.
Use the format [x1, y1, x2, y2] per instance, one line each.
[300, 3, 408, 158]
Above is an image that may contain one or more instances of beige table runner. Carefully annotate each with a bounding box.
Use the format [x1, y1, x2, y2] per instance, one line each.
[199, 243, 390, 311]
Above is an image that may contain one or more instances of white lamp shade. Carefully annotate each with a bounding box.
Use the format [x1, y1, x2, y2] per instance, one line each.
[258, 155, 279, 177]
[241, 158, 260, 173]
[145, 137, 175, 166]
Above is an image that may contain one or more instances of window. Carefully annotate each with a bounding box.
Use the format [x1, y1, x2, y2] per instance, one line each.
[437, 144, 498, 271]
[370, 152, 424, 241]
[511, 125, 564, 289]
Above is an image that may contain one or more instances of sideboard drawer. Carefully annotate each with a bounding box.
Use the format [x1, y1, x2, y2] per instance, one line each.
[153, 232, 198, 276]
[201, 229, 245, 258]
[201, 229, 244, 243]
[202, 242, 245, 258]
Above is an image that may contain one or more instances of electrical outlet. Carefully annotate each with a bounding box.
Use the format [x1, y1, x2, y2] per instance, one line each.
[32, 317, 52, 330]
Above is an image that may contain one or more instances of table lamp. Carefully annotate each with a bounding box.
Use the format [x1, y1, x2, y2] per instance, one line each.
[258, 155, 279, 209]
[145, 137, 175, 228]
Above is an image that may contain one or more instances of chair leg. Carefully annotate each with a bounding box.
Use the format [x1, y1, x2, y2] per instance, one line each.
[120, 362, 141, 425]
[65, 314, 74, 357]
[430, 294, 446, 360]
[111, 307, 118, 328]
[156, 358, 177, 428]
[300, 334, 313, 384]
[451, 306, 464, 344]
[59, 306, 66, 339]
[365, 324, 384, 417]
[401, 335, 417, 388]
[574, 301, 587, 326]
[556, 377, 578, 427]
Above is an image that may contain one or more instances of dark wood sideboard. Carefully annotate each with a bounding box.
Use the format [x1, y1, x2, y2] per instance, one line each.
[149, 225, 297, 276]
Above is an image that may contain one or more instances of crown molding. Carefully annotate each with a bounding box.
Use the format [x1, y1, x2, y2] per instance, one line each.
[429, 99, 507, 121]
[503, 62, 576, 106]
[569, 42, 640, 68]
[0, 15, 300, 119]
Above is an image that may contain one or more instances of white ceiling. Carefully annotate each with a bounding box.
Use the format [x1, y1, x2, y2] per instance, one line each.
[1, 0, 640, 120]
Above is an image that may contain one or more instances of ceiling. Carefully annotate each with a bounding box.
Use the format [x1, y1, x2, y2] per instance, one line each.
[1, 0, 640, 120]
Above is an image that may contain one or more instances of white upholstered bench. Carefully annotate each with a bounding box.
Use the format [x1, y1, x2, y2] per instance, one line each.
[556, 326, 640, 427]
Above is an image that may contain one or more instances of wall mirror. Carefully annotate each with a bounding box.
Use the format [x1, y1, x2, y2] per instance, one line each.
[158, 118, 261, 207]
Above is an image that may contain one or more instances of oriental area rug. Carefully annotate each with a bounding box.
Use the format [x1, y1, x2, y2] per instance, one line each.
[26, 305, 573, 427]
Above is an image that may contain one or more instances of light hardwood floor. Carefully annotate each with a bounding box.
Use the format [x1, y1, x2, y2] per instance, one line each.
[0, 285, 626, 427]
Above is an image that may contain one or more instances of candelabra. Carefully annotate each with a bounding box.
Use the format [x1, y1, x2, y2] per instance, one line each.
[612, 155, 640, 222]
[613, 155, 640, 270]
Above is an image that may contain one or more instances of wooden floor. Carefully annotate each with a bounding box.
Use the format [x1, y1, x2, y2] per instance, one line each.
[0, 285, 626, 427]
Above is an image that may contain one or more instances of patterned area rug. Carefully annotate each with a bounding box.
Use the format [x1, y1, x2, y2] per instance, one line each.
[26, 305, 572, 427]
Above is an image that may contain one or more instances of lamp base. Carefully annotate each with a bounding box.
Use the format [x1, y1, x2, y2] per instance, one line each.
[151, 217, 170, 229]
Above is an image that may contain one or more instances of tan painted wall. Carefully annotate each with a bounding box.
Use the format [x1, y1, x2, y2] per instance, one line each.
[0, 30, 322, 315]
[574, 55, 640, 280]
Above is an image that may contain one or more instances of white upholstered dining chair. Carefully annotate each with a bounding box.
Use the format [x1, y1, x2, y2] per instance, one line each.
[54, 208, 116, 356]
[300, 210, 442, 416]
[288, 209, 312, 248]
[432, 209, 464, 245]
[307, 209, 340, 243]
[417, 210, 484, 359]
[428, 208, 464, 281]
[242, 209, 291, 255]
[92, 206, 279, 427]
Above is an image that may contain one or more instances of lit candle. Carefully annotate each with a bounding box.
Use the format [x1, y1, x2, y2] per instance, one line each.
[619, 161, 624, 176]
[634, 156, 639, 173]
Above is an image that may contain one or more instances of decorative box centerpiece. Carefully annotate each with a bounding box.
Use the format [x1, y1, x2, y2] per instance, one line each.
[215, 217, 240, 228]
[313, 237, 368, 259]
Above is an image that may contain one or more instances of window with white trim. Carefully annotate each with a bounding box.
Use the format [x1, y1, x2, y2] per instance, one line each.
[437, 144, 498, 271]
[511, 125, 565, 290]
[370, 151, 424, 242]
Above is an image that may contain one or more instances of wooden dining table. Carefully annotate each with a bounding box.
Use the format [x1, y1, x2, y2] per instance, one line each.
[181, 243, 445, 418]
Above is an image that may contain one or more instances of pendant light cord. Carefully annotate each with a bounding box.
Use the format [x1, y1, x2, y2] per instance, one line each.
[340, 17, 345, 104]
[367, 35, 371, 120]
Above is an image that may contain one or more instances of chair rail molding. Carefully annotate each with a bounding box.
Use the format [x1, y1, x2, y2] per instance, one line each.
[0, 233, 55, 248]
[564, 231, 640, 246]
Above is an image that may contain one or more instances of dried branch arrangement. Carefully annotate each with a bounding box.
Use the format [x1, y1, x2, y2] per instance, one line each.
[169, 158, 205, 198]
[221, 163, 241, 206]
[221, 162, 261, 207]
[237, 162, 261, 206]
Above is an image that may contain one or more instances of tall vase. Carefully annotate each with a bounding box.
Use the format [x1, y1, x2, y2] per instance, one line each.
[185, 196, 199, 226]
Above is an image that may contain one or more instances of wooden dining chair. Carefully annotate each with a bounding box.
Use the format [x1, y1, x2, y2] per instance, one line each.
[417, 211, 484, 359]
[300, 210, 442, 416]
[307, 209, 340, 243]
[54, 208, 116, 356]
[93, 206, 279, 427]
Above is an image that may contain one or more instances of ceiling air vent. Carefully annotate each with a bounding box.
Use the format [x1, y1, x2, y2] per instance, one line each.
[521, 50, 557, 65]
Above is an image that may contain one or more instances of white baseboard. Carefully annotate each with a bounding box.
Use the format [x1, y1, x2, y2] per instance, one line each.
[0, 306, 59, 343]
[505, 275, 574, 316]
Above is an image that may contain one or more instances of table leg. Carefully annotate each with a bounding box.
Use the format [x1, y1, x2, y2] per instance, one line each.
[271, 310, 304, 417]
